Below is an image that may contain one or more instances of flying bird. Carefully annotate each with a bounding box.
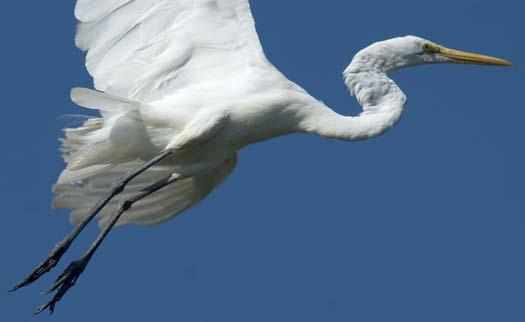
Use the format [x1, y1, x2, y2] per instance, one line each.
[11, 0, 512, 314]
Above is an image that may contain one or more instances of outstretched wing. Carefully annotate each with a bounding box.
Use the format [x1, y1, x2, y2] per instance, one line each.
[75, 0, 268, 102]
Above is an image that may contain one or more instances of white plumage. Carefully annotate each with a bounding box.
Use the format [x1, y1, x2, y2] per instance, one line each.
[54, 154, 236, 227]
[52, 0, 512, 229]
[12, 0, 512, 314]
[55, 0, 277, 227]
[75, 0, 266, 99]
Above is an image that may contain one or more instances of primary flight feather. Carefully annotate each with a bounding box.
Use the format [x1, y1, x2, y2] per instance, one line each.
[11, 0, 512, 314]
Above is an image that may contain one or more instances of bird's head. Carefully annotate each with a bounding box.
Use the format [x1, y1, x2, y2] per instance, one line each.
[349, 35, 513, 73]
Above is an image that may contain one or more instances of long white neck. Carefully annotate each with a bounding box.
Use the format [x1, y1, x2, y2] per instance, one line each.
[298, 53, 407, 141]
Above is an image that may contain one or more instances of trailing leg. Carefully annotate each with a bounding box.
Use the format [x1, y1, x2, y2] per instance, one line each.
[35, 174, 180, 314]
[10, 149, 175, 292]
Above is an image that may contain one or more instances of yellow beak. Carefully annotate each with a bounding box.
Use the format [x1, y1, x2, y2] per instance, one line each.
[437, 45, 513, 66]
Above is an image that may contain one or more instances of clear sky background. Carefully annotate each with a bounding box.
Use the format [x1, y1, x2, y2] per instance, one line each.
[1, 1, 523, 321]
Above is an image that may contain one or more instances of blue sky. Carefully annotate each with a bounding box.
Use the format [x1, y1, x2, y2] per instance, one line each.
[1, 1, 524, 321]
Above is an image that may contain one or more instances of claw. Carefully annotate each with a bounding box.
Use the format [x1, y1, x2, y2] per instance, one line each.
[34, 302, 54, 315]
[43, 263, 76, 294]
[10, 241, 69, 292]
[12, 150, 176, 314]
[35, 258, 87, 314]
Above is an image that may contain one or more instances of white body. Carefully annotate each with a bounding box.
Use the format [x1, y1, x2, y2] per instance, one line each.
[54, 0, 508, 228]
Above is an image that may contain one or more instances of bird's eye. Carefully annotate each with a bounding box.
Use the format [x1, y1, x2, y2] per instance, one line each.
[422, 43, 439, 53]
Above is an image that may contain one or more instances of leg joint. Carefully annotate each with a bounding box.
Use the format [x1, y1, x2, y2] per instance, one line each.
[111, 181, 126, 194]
[120, 199, 133, 211]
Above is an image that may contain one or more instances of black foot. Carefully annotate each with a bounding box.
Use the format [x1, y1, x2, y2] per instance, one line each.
[10, 241, 70, 292]
[34, 257, 88, 315]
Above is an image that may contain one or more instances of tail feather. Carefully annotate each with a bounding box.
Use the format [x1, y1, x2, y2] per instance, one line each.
[57, 164, 113, 185]
[55, 87, 237, 229]
[53, 156, 237, 229]
[59, 88, 155, 181]
[70, 87, 139, 114]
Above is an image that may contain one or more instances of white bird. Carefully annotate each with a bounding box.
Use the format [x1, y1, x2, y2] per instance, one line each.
[11, 0, 512, 314]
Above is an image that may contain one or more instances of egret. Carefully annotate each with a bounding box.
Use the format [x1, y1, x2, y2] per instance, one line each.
[11, 0, 512, 314]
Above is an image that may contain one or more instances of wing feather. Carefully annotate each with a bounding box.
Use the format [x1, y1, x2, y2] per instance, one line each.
[74, 0, 267, 101]
[53, 155, 237, 228]
[60, 0, 257, 227]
